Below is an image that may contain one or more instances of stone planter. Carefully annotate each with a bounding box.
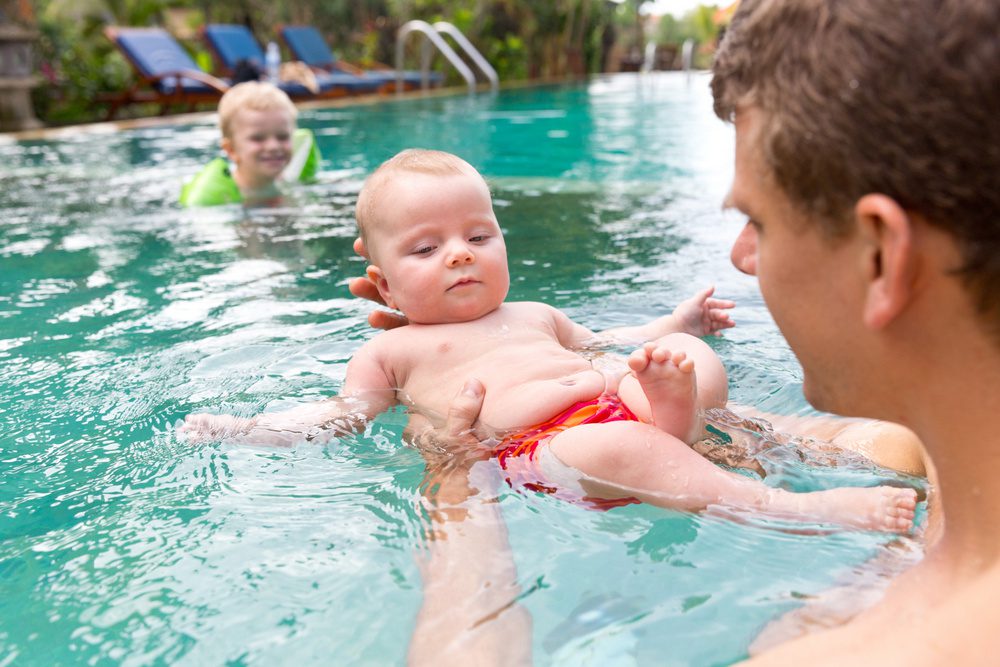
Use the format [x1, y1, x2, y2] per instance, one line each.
[0, 23, 42, 131]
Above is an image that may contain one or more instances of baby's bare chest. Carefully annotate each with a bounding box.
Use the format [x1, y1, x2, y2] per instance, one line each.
[382, 324, 593, 418]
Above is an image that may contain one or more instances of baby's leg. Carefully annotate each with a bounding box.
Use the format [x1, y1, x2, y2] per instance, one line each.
[618, 332, 728, 444]
[547, 421, 916, 532]
[625, 342, 700, 442]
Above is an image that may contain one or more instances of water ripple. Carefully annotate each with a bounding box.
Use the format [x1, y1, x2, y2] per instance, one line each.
[0, 75, 916, 665]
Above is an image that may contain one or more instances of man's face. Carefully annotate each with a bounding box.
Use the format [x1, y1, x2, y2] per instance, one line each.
[727, 107, 866, 415]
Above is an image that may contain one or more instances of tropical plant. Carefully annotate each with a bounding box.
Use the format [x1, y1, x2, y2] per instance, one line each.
[25, 0, 656, 125]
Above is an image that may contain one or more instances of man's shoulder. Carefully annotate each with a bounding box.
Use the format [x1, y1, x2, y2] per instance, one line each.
[746, 574, 1000, 667]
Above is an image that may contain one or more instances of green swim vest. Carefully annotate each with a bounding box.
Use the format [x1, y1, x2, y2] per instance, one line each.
[179, 128, 322, 207]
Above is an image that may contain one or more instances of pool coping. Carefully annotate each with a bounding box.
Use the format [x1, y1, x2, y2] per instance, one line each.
[0, 76, 586, 143]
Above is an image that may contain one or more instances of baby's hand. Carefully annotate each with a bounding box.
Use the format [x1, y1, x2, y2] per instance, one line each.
[179, 413, 256, 442]
[673, 286, 735, 337]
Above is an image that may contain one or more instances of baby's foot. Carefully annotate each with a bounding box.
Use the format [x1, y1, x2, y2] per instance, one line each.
[794, 485, 918, 533]
[627, 342, 700, 443]
[179, 413, 256, 443]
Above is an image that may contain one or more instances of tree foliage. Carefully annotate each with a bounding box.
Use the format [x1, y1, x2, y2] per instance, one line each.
[24, 0, 719, 125]
[654, 4, 722, 69]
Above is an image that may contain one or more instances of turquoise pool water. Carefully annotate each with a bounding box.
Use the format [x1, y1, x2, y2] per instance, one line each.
[1, 74, 920, 665]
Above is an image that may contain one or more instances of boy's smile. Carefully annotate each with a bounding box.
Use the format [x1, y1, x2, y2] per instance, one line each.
[222, 107, 294, 192]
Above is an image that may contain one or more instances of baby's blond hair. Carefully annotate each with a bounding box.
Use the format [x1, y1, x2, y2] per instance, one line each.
[356, 149, 485, 252]
[218, 81, 298, 139]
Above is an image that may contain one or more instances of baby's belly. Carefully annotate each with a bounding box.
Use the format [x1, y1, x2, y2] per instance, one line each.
[480, 369, 609, 433]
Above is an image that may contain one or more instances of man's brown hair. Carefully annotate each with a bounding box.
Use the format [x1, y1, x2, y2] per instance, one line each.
[712, 0, 1000, 328]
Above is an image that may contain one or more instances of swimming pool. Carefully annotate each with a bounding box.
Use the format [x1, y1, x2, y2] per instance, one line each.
[0, 73, 922, 665]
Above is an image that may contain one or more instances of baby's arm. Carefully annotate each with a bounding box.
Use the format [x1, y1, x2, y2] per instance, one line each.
[548, 304, 602, 348]
[595, 286, 735, 345]
[180, 340, 397, 446]
[180, 396, 379, 446]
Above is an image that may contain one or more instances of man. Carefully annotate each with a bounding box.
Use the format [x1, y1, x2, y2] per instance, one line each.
[708, 0, 1000, 662]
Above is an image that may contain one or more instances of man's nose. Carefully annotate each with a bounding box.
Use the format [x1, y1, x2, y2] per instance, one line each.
[731, 222, 758, 276]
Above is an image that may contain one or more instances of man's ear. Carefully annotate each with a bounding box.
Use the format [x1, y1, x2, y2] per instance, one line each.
[366, 265, 396, 310]
[855, 194, 916, 329]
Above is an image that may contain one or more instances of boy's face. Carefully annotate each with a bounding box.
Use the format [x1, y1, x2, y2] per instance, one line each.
[222, 107, 294, 188]
[366, 170, 510, 325]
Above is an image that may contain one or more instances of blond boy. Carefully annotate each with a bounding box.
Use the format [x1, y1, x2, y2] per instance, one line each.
[181, 81, 317, 207]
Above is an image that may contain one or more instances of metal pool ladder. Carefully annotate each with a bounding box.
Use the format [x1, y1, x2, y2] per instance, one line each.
[396, 20, 499, 94]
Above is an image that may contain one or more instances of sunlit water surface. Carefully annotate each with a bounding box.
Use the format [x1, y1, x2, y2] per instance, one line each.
[0, 73, 923, 665]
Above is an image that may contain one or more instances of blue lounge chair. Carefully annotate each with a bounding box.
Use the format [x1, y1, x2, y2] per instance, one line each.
[201, 24, 382, 98]
[278, 25, 443, 91]
[105, 26, 230, 119]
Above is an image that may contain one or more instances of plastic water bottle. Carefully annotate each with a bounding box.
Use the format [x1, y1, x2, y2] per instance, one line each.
[265, 41, 281, 82]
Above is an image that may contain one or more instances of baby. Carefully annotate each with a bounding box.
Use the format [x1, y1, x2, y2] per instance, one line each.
[183, 149, 917, 531]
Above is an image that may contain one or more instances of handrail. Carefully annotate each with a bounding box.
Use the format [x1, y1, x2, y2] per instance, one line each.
[681, 39, 695, 72]
[432, 21, 498, 91]
[641, 40, 656, 73]
[396, 20, 476, 93]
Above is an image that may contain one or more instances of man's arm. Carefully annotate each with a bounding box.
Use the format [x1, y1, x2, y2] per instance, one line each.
[409, 459, 533, 666]
[407, 379, 533, 665]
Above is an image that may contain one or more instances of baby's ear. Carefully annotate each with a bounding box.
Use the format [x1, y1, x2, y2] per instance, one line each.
[366, 265, 396, 309]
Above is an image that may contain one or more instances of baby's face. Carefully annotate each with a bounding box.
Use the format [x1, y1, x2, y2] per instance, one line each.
[367, 171, 509, 324]
[223, 107, 294, 188]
